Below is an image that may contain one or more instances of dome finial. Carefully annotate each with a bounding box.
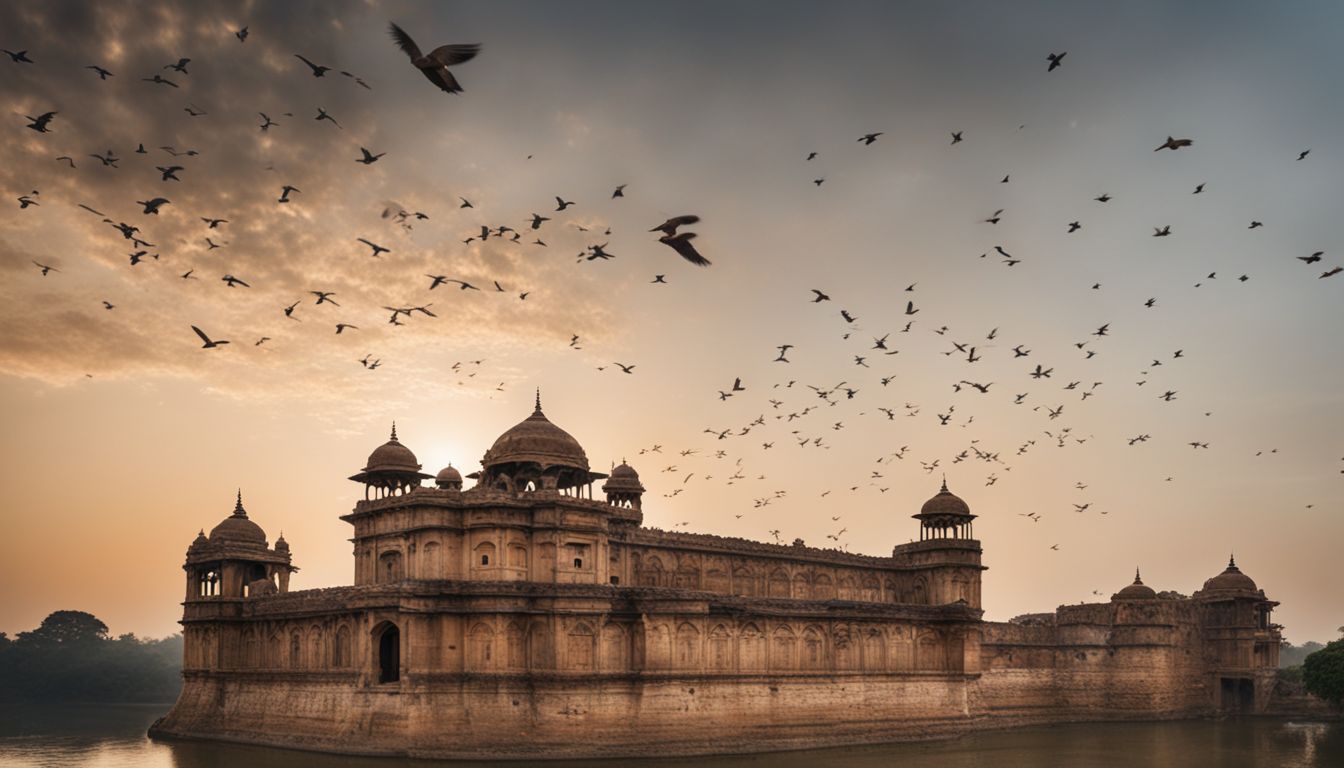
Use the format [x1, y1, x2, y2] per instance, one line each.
[233, 489, 246, 517]
[390, 421, 398, 441]
[940, 473, 949, 494]
[1134, 567, 1142, 584]
[1228, 553, 1237, 570]
[535, 388, 542, 413]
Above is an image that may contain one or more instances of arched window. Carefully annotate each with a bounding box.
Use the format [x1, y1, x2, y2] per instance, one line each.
[378, 551, 404, 583]
[475, 541, 496, 568]
[567, 622, 595, 670]
[470, 623, 495, 669]
[376, 623, 400, 683]
[334, 625, 351, 668]
[289, 632, 302, 669]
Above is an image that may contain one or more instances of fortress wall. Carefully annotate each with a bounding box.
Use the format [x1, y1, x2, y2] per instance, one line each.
[151, 671, 979, 759]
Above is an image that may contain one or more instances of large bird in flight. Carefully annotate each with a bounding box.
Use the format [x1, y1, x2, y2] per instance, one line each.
[388, 22, 481, 94]
[650, 215, 710, 267]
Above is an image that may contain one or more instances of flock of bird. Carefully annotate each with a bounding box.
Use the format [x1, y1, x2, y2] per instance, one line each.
[6, 16, 1341, 577]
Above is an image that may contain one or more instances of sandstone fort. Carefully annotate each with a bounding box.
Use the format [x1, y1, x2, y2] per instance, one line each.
[149, 397, 1285, 758]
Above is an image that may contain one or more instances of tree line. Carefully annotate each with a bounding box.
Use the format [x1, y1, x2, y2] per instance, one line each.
[0, 610, 182, 703]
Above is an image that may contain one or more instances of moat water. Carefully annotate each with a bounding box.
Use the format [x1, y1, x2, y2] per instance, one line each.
[0, 703, 1340, 767]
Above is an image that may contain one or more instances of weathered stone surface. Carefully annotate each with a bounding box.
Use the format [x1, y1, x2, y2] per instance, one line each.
[150, 407, 1285, 758]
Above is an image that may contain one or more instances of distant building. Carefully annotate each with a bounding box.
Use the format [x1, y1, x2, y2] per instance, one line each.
[150, 397, 1284, 759]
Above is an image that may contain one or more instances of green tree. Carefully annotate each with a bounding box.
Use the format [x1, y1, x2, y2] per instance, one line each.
[1303, 639, 1344, 708]
[17, 610, 109, 646]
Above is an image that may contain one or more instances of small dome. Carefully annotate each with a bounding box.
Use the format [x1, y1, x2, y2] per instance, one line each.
[209, 491, 267, 546]
[483, 395, 588, 471]
[363, 423, 422, 473]
[603, 461, 644, 492]
[1201, 556, 1258, 593]
[920, 479, 972, 516]
[189, 529, 209, 550]
[435, 464, 463, 489]
[275, 533, 289, 551]
[1114, 569, 1157, 600]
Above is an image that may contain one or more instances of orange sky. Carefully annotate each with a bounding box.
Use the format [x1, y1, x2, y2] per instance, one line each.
[1, 0, 1340, 642]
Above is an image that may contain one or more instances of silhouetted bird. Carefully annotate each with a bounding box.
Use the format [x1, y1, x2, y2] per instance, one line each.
[191, 325, 229, 349]
[1154, 136, 1193, 151]
[388, 22, 480, 94]
[294, 54, 331, 76]
[1046, 51, 1066, 71]
[25, 111, 56, 132]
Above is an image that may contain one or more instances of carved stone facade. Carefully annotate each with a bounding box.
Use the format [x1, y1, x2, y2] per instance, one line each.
[150, 401, 1283, 759]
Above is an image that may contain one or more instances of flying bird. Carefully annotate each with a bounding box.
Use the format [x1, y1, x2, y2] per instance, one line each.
[191, 325, 229, 349]
[357, 238, 390, 257]
[1046, 51, 1066, 71]
[278, 185, 300, 203]
[388, 22, 481, 94]
[858, 132, 883, 145]
[1154, 136, 1193, 151]
[294, 54, 331, 77]
[25, 111, 56, 132]
[357, 148, 385, 164]
[32, 261, 59, 276]
[137, 198, 170, 214]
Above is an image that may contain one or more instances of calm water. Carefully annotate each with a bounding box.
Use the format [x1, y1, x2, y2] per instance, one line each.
[0, 703, 1340, 767]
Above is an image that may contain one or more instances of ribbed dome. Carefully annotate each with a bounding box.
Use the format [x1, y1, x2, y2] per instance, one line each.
[363, 424, 421, 473]
[483, 398, 588, 471]
[920, 480, 972, 516]
[1114, 569, 1157, 600]
[1201, 556, 1258, 592]
[436, 465, 462, 483]
[209, 492, 267, 546]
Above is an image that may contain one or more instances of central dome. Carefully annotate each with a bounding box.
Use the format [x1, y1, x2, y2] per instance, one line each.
[1200, 556, 1258, 593]
[920, 480, 972, 517]
[363, 424, 422, 473]
[1114, 569, 1157, 600]
[208, 492, 268, 546]
[482, 397, 589, 471]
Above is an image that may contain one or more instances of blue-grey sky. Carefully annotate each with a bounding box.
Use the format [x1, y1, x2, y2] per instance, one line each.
[1, 0, 1341, 641]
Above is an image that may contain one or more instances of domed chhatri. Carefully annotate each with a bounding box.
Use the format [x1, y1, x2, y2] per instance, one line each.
[472, 391, 607, 495]
[913, 478, 976, 541]
[349, 423, 432, 500]
[435, 464, 463, 491]
[208, 490, 269, 547]
[1198, 555, 1259, 594]
[1113, 568, 1158, 600]
[483, 391, 589, 471]
[920, 480, 972, 517]
[364, 423, 422, 473]
[602, 460, 645, 509]
[185, 491, 296, 600]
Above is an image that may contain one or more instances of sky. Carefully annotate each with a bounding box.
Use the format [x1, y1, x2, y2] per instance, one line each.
[0, 0, 1341, 643]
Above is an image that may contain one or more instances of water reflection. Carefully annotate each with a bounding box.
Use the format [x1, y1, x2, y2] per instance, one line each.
[1, 704, 1341, 768]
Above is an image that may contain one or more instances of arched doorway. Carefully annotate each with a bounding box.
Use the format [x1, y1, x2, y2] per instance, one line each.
[376, 623, 400, 683]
